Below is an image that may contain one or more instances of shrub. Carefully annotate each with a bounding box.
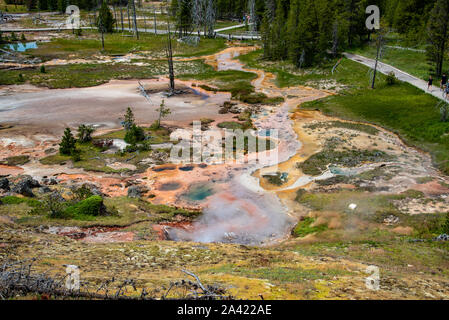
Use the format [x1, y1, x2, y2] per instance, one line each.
[40, 65, 46, 73]
[97, 1, 115, 33]
[77, 124, 95, 142]
[122, 107, 135, 130]
[293, 217, 328, 237]
[385, 72, 397, 85]
[217, 121, 244, 130]
[3, 155, 30, 166]
[65, 195, 107, 217]
[263, 172, 288, 186]
[43, 193, 68, 219]
[442, 213, 449, 234]
[72, 184, 94, 201]
[59, 128, 77, 156]
[437, 101, 449, 122]
[0, 196, 40, 207]
[124, 125, 145, 145]
[71, 149, 81, 162]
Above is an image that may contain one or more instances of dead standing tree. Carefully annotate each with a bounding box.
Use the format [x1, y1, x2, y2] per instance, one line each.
[192, 0, 215, 37]
[153, 5, 158, 34]
[248, 0, 256, 32]
[371, 31, 385, 89]
[98, 14, 105, 51]
[120, 6, 124, 32]
[205, 0, 215, 37]
[166, 23, 175, 93]
[130, 0, 139, 39]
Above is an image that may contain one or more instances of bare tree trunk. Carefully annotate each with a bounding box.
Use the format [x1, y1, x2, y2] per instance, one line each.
[166, 23, 175, 93]
[331, 21, 338, 58]
[120, 7, 124, 32]
[153, 6, 157, 34]
[205, 0, 215, 37]
[437, 37, 447, 76]
[113, 6, 118, 32]
[130, 0, 139, 39]
[371, 34, 382, 89]
[101, 29, 105, 50]
[127, 3, 131, 32]
[248, 0, 255, 32]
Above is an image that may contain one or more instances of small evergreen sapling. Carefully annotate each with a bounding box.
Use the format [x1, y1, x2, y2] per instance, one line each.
[59, 128, 77, 155]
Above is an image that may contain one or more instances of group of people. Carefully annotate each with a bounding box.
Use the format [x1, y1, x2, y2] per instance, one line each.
[427, 74, 449, 100]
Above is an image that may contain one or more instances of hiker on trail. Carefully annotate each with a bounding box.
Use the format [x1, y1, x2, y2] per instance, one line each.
[428, 76, 433, 91]
[445, 84, 449, 100]
[441, 73, 447, 93]
[441, 74, 447, 88]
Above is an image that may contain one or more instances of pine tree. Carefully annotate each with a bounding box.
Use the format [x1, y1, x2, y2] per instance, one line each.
[97, 0, 115, 34]
[57, 0, 68, 13]
[271, 0, 288, 60]
[59, 128, 77, 155]
[154, 99, 171, 128]
[176, 0, 192, 36]
[123, 107, 135, 130]
[426, 0, 449, 76]
[47, 0, 57, 10]
[77, 124, 95, 143]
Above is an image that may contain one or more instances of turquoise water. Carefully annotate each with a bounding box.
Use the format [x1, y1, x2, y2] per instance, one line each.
[182, 184, 215, 201]
[5, 42, 38, 52]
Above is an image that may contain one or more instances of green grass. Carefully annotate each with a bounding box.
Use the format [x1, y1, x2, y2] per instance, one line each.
[40, 125, 173, 173]
[298, 148, 393, 176]
[204, 263, 352, 284]
[1, 155, 30, 166]
[40, 142, 142, 173]
[2, 194, 201, 227]
[0, 196, 41, 207]
[416, 176, 434, 184]
[180, 65, 285, 105]
[296, 189, 423, 213]
[217, 121, 246, 130]
[24, 32, 226, 61]
[262, 172, 287, 186]
[238, 49, 378, 89]
[98, 126, 171, 144]
[0, 0, 26, 12]
[0, 60, 209, 88]
[293, 217, 328, 237]
[304, 120, 379, 135]
[349, 43, 449, 82]
[288, 240, 449, 276]
[180, 67, 257, 98]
